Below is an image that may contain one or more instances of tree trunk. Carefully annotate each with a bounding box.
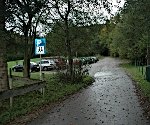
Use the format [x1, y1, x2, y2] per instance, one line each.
[23, 37, 30, 78]
[0, 43, 9, 91]
[0, 0, 9, 91]
[23, 16, 33, 78]
[65, 20, 73, 81]
[67, 40, 73, 79]
[31, 27, 36, 57]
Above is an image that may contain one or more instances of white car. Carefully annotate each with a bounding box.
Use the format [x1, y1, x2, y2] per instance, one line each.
[38, 59, 56, 71]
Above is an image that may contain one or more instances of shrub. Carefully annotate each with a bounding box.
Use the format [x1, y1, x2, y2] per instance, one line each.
[82, 76, 95, 86]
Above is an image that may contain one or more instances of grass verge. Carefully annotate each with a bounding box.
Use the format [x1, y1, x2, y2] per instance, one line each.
[0, 74, 94, 125]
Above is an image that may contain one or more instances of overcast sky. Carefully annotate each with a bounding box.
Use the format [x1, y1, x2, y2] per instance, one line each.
[104, 0, 125, 19]
[111, 0, 125, 13]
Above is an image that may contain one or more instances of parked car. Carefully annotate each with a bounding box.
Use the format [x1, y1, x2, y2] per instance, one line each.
[43, 56, 67, 70]
[12, 62, 39, 72]
[38, 59, 56, 71]
[83, 57, 93, 64]
[90, 56, 99, 63]
[30, 62, 40, 72]
[79, 57, 88, 65]
[12, 64, 23, 72]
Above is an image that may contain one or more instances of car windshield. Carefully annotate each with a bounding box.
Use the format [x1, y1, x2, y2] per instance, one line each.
[41, 61, 49, 64]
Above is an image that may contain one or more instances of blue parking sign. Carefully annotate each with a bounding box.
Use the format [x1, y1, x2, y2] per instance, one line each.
[35, 38, 46, 55]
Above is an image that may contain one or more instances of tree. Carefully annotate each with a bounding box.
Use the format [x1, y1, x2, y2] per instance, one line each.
[105, 0, 150, 62]
[0, 0, 9, 91]
[6, 0, 48, 78]
[46, 0, 112, 81]
[46, 23, 102, 57]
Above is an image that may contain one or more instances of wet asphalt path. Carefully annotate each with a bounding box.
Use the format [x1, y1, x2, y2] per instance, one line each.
[27, 57, 150, 125]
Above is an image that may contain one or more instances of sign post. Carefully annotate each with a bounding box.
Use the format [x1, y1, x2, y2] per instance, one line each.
[40, 54, 42, 80]
[35, 38, 46, 80]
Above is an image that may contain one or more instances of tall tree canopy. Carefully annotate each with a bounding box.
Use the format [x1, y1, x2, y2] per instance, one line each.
[103, 0, 150, 62]
[46, 23, 104, 57]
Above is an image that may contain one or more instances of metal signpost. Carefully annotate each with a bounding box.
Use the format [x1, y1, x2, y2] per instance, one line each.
[35, 38, 46, 80]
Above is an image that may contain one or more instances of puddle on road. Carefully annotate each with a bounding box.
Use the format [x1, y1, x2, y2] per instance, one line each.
[94, 71, 113, 78]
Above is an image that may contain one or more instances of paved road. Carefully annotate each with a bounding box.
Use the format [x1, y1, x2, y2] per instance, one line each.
[27, 57, 150, 125]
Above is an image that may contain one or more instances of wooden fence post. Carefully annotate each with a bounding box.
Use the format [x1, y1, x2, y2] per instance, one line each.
[9, 68, 12, 78]
[9, 68, 13, 108]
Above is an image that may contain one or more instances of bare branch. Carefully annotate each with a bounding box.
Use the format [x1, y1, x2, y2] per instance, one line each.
[65, 0, 71, 20]
[54, 0, 65, 20]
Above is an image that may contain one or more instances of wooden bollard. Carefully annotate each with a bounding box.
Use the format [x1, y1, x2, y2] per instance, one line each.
[9, 69, 13, 108]
[9, 68, 12, 78]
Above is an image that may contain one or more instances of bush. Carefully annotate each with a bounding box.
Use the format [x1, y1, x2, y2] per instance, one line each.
[55, 64, 91, 84]
[82, 76, 95, 86]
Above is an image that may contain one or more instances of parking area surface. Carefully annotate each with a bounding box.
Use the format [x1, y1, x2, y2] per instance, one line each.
[27, 57, 150, 125]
